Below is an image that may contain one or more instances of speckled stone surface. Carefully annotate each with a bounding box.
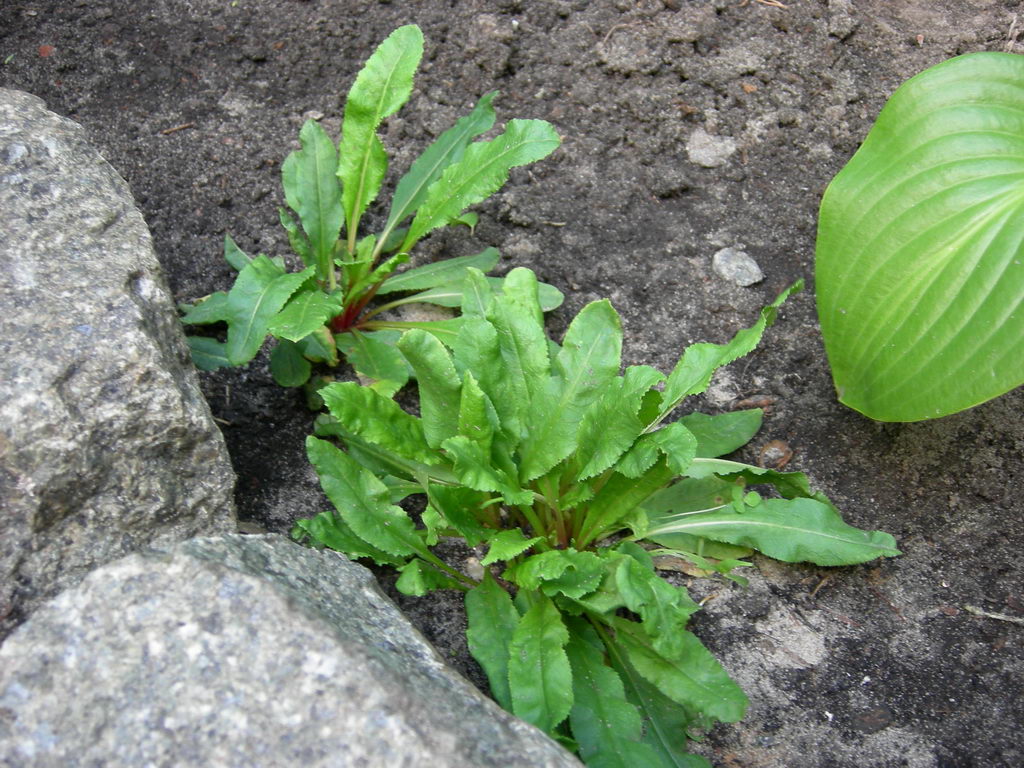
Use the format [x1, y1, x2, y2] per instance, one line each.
[0, 534, 579, 768]
[0, 89, 236, 638]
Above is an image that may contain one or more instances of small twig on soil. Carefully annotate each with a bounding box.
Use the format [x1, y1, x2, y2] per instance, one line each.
[160, 122, 195, 136]
[964, 605, 1024, 625]
[869, 583, 906, 621]
[809, 575, 831, 598]
[1006, 14, 1020, 53]
[541, 220, 567, 227]
[739, 0, 789, 8]
[601, 21, 641, 47]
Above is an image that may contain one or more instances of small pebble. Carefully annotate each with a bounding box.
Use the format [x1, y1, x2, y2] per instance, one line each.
[712, 247, 764, 286]
[686, 127, 737, 168]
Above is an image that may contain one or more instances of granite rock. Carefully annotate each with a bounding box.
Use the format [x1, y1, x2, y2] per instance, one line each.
[0, 89, 235, 638]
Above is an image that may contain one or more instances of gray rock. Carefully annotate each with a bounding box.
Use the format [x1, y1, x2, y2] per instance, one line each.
[686, 126, 737, 168]
[0, 90, 235, 638]
[712, 247, 764, 286]
[0, 534, 580, 768]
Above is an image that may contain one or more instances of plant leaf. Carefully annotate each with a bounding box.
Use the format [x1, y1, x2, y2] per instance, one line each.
[269, 338, 312, 387]
[384, 92, 498, 235]
[319, 381, 441, 466]
[397, 329, 462, 447]
[481, 529, 545, 566]
[278, 207, 312, 268]
[395, 559, 463, 596]
[656, 282, 800, 425]
[519, 300, 623, 482]
[267, 289, 344, 341]
[223, 234, 252, 271]
[291, 510, 406, 566]
[338, 24, 424, 243]
[180, 291, 230, 325]
[187, 336, 230, 371]
[336, 329, 411, 395]
[401, 119, 561, 251]
[565, 627, 668, 768]
[306, 435, 430, 559]
[508, 594, 574, 734]
[225, 257, 312, 366]
[642, 496, 900, 566]
[281, 119, 343, 280]
[615, 556, 700, 658]
[578, 460, 675, 547]
[678, 409, 763, 458]
[440, 435, 532, 505]
[465, 573, 520, 710]
[649, 421, 698, 475]
[611, 617, 747, 725]
[427, 484, 494, 547]
[376, 248, 501, 294]
[574, 365, 666, 480]
[816, 52, 1024, 421]
[606, 637, 713, 768]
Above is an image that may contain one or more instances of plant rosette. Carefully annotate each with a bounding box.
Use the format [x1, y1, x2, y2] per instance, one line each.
[181, 24, 562, 398]
[293, 267, 900, 766]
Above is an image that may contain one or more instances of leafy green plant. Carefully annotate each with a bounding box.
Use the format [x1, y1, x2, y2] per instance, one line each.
[182, 25, 562, 396]
[816, 51, 1024, 421]
[293, 267, 899, 765]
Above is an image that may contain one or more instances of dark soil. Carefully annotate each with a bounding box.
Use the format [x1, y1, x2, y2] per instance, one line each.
[3, 1, 1022, 766]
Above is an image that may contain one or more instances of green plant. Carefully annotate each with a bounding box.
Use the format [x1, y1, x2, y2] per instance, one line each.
[182, 25, 561, 396]
[816, 51, 1024, 422]
[293, 267, 899, 766]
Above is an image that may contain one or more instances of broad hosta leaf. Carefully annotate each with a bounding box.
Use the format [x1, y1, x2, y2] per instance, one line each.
[611, 617, 747, 725]
[306, 436, 429, 559]
[267, 289, 344, 341]
[281, 119, 343, 280]
[465, 574, 520, 710]
[816, 52, 1024, 421]
[319, 382, 440, 465]
[508, 594, 574, 734]
[565, 629, 667, 768]
[225, 258, 312, 366]
[338, 25, 423, 242]
[384, 92, 498, 236]
[678, 409, 763, 458]
[642, 497, 900, 566]
[401, 119, 561, 251]
[376, 248, 501, 294]
[656, 282, 800, 425]
[269, 338, 312, 387]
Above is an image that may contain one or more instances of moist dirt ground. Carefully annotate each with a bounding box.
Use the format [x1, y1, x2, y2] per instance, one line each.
[3, 1, 1023, 766]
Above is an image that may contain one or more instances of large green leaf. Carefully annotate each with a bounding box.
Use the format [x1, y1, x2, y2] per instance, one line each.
[401, 119, 561, 251]
[677, 409, 763, 458]
[224, 258, 312, 366]
[816, 52, 1024, 421]
[375, 248, 501, 294]
[291, 510, 406, 567]
[508, 594, 574, 734]
[397, 329, 462, 447]
[319, 381, 440, 466]
[338, 25, 423, 246]
[383, 92, 498, 238]
[642, 496, 900, 566]
[336, 330, 410, 395]
[611, 617, 747, 725]
[465, 574, 520, 710]
[281, 119, 343, 280]
[269, 338, 311, 387]
[656, 282, 800, 425]
[267, 288, 343, 341]
[565, 628, 667, 768]
[306, 436, 430, 559]
[519, 299, 624, 481]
